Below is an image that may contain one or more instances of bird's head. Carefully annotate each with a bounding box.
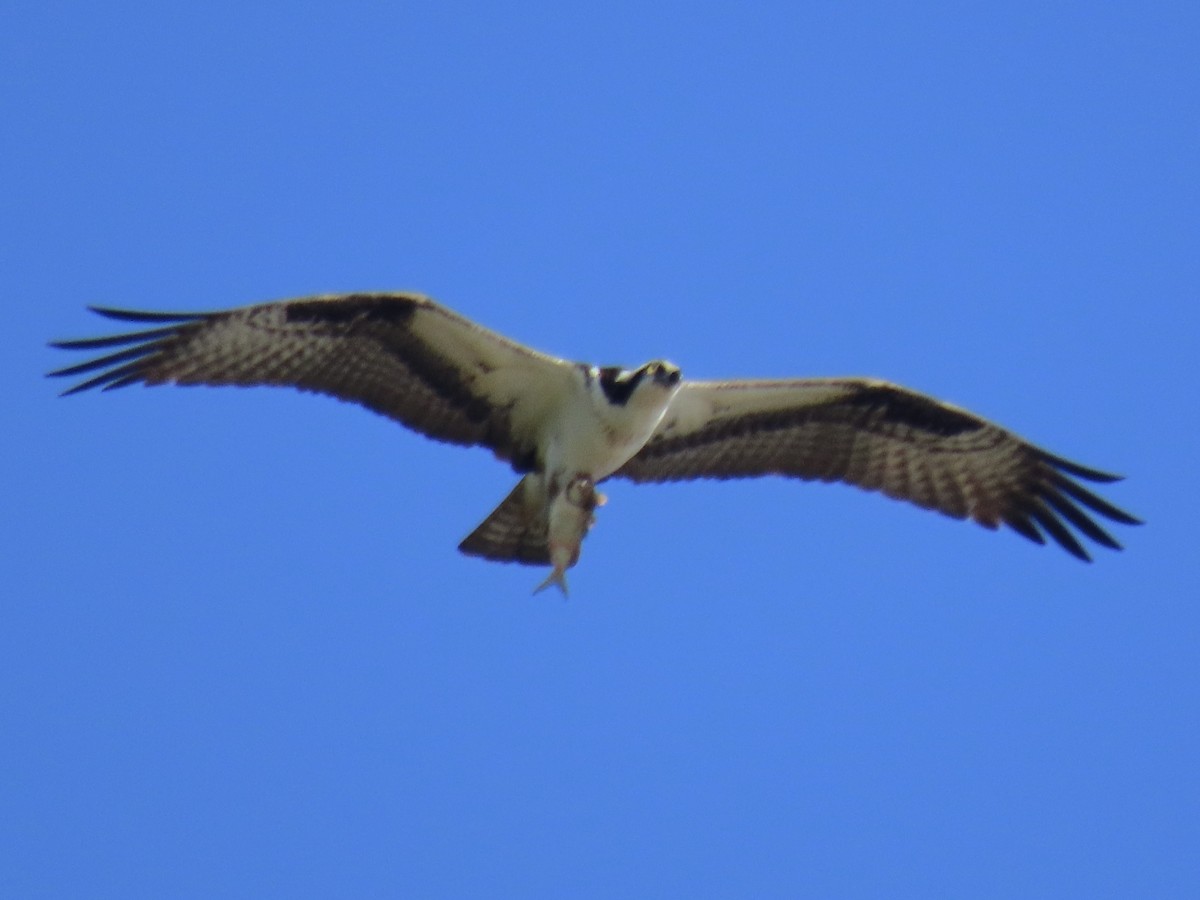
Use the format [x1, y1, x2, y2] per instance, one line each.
[597, 360, 682, 407]
[643, 360, 682, 389]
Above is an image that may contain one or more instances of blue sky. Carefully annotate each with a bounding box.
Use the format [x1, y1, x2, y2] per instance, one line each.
[3, 3, 1197, 897]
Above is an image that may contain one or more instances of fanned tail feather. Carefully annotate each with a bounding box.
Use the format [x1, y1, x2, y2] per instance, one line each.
[458, 476, 551, 566]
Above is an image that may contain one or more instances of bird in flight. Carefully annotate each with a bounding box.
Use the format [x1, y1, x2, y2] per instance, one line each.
[50, 292, 1138, 592]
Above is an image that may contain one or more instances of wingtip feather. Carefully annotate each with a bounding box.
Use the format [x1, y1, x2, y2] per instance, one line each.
[1040, 449, 1124, 483]
[86, 306, 209, 323]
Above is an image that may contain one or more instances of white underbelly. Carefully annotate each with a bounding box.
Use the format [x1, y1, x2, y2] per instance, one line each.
[542, 398, 664, 480]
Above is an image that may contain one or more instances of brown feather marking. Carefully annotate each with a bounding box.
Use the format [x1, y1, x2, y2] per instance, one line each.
[613, 380, 1137, 560]
[49, 293, 527, 460]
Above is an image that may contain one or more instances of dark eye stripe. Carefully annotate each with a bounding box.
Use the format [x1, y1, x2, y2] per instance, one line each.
[598, 366, 645, 405]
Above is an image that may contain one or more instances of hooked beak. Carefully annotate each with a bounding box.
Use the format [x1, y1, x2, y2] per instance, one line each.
[654, 364, 682, 387]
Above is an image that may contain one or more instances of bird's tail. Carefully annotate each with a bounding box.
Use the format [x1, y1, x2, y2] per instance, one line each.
[458, 475, 551, 566]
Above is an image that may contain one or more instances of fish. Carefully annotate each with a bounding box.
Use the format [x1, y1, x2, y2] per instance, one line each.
[534, 475, 605, 596]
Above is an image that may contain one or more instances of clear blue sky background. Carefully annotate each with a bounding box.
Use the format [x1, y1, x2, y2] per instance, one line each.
[3, 3, 1197, 897]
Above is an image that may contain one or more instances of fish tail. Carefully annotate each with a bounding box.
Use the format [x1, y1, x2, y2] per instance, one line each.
[533, 568, 569, 597]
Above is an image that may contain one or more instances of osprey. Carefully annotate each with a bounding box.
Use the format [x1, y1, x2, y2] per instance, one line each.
[50, 292, 1138, 592]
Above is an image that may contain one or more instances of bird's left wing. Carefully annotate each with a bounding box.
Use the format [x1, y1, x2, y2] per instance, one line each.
[612, 378, 1140, 560]
[49, 292, 575, 468]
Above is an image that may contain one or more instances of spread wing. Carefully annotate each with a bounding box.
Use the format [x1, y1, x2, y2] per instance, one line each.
[614, 378, 1140, 561]
[48, 292, 575, 469]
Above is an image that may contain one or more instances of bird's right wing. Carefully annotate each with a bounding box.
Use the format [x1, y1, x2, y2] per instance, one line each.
[49, 292, 577, 469]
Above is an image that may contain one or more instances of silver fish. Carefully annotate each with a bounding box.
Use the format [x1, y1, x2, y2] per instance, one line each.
[534, 475, 605, 596]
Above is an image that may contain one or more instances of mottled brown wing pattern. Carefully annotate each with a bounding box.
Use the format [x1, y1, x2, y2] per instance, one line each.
[458, 476, 551, 565]
[615, 380, 1140, 561]
[49, 293, 551, 466]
